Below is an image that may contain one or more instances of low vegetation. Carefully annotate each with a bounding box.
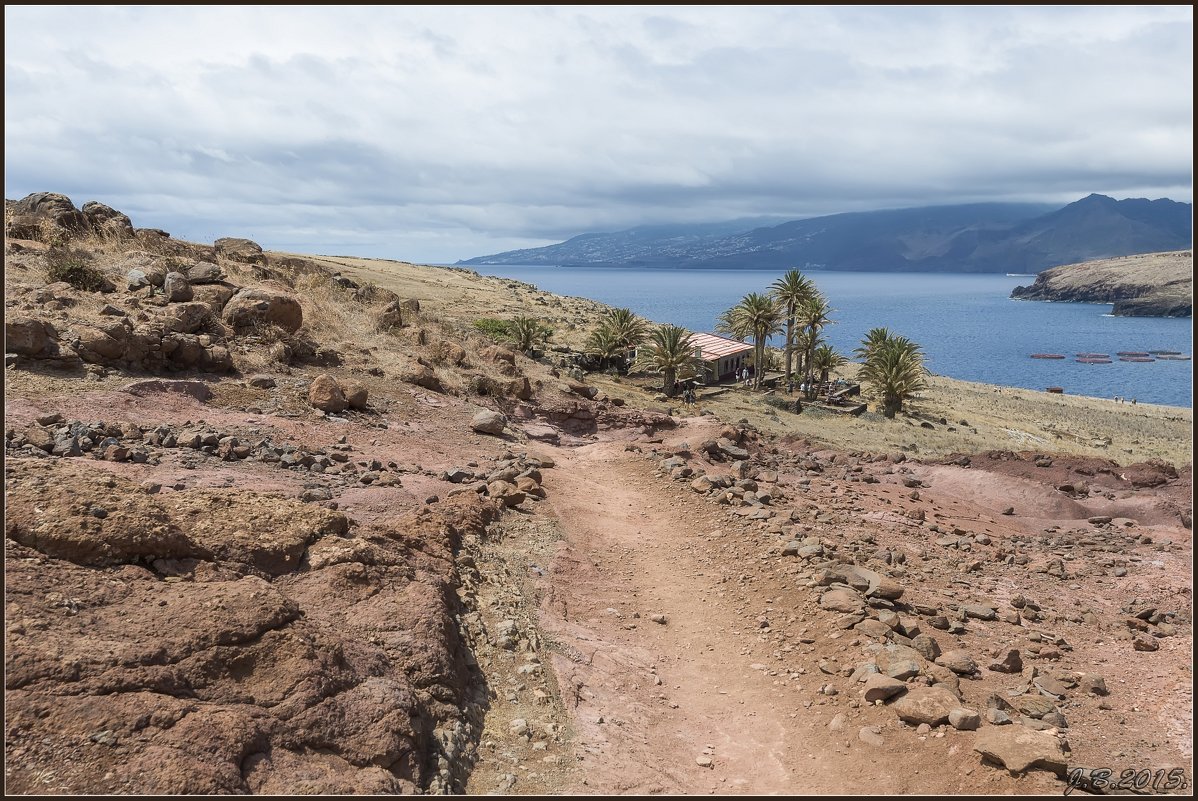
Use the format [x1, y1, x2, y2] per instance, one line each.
[45, 246, 109, 291]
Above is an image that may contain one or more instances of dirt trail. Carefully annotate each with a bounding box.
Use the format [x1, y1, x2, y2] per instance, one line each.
[538, 440, 891, 794]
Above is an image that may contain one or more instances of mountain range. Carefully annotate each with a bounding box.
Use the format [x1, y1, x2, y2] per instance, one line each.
[460, 194, 1193, 273]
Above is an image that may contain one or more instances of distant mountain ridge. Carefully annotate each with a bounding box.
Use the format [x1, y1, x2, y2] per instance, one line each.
[461, 194, 1193, 273]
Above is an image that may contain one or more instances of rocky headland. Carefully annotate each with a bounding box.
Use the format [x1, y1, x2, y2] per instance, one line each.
[1011, 251, 1193, 317]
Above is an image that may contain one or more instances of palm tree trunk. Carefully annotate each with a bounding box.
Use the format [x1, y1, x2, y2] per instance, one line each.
[784, 315, 794, 381]
[664, 367, 676, 397]
[754, 335, 765, 388]
[883, 394, 901, 418]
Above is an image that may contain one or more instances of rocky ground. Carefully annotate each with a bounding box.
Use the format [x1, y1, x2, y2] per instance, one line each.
[4, 192, 1194, 795]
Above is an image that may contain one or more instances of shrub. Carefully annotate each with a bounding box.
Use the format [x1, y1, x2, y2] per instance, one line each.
[473, 318, 511, 339]
[45, 247, 109, 291]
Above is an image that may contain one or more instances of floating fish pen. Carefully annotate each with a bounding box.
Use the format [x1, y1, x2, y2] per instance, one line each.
[1157, 354, 1191, 361]
[1119, 356, 1155, 363]
[1075, 353, 1109, 358]
[1149, 350, 1182, 355]
[1116, 351, 1150, 357]
[1030, 353, 1066, 359]
[1076, 357, 1112, 364]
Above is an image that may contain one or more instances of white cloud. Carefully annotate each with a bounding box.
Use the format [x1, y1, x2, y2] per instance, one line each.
[4, 5, 1192, 262]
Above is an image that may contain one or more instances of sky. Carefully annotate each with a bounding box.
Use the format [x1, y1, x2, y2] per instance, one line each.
[4, 6, 1193, 264]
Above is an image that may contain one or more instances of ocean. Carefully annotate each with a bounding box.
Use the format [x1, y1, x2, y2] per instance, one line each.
[448, 265, 1193, 408]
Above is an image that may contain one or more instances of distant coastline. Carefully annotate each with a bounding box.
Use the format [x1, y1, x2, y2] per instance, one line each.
[1010, 250, 1193, 318]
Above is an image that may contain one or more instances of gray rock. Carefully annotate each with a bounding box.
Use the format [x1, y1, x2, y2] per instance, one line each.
[1012, 695, 1057, 719]
[820, 588, 865, 614]
[5, 317, 58, 357]
[935, 649, 978, 675]
[892, 686, 961, 726]
[471, 409, 508, 436]
[861, 674, 907, 703]
[988, 649, 1023, 674]
[855, 618, 893, 639]
[962, 604, 997, 621]
[985, 708, 1012, 725]
[163, 271, 193, 302]
[1077, 673, 1108, 696]
[949, 707, 981, 730]
[886, 659, 921, 681]
[858, 726, 885, 747]
[186, 261, 224, 283]
[1041, 711, 1069, 729]
[973, 726, 1069, 775]
[1033, 675, 1070, 698]
[911, 634, 942, 661]
[126, 268, 149, 290]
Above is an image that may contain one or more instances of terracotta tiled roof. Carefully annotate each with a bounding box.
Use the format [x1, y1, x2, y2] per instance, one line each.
[687, 332, 753, 361]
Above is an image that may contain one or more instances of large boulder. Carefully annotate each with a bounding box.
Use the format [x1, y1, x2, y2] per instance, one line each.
[341, 379, 369, 410]
[471, 410, 507, 436]
[434, 340, 467, 366]
[308, 375, 347, 413]
[222, 288, 303, 333]
[398, 361, 441, 391]
[935, 649, 978, 675]
[164, 271, 193, 302]
[10, 192, 88, 235]
[162, 302, 213, 335]
[5, 317, 58, 356]
[74, 323, 128, 361]
[377, 301, 405, 330]
[190, 281, 239, 315]
[974, 726, 1069, 775]
[892, 685, 961, 726]
[185, 261, 224, 284]
[162, 333, 206, 367]
[81, 201, 135, 238]
[861, 674, 907, 703]
[820, 588, 865, 614]
[214, 237, 266, 265]
[507, 377, 533, 400]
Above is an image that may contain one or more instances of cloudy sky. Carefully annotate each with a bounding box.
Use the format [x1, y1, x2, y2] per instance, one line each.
[4, 6, 1193, 263]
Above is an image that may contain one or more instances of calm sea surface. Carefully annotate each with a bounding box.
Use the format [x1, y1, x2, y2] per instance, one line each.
[446, 265, 1193, 408]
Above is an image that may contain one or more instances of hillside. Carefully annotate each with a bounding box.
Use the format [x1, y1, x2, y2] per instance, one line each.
[463, 195, 1192, 273]
[1011, 251, 1193, 317]
[4, 192, 1193, 795]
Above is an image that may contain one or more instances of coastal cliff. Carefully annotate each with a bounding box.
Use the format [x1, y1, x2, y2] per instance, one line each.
[1010, 250, 1193, 317]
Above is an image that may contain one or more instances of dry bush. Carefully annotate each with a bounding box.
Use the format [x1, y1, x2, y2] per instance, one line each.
[45, 246, 109, 291]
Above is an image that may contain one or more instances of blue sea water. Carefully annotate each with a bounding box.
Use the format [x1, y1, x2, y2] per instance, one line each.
[446, 265, 1193, 408]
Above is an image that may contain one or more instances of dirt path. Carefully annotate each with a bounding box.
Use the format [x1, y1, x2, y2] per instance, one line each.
[538, 441, 886, 794]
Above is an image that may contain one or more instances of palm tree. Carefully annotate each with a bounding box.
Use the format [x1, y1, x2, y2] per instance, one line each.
[632, 324, 700, 396]
[797, 294, 834, 384]
[854, 326, 893, 362]
[507, 315, 551, 355]
[771, 269, 816, 383]
[585, 323, 624, 370]
[716, 292, 783, 388]
[602, 307, 649, 351]
[812, 344, 848, 384]
[858, 333, 929, 418]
